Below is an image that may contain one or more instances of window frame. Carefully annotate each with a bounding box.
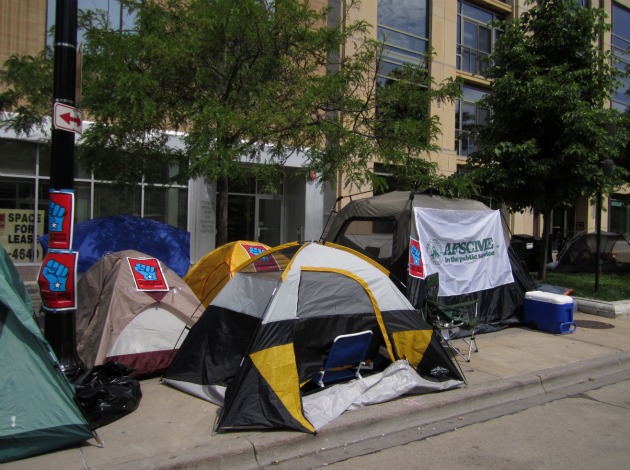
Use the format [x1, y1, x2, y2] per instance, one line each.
[376, 0, 430, 82]
[455, 85, 488, 157]
[457, 1, 503, 75]
[612, 2, 630, 110]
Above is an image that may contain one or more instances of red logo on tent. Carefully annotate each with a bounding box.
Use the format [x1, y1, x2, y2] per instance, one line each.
[243, 243, 268, 258]
[242, 243, 279, 272]
[38, 251, 78, 311]
[127, 257, 169, 291]
[409, 237, 424, 278]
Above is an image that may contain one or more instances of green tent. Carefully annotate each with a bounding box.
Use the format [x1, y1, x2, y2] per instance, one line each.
[0, 248, 93, 463]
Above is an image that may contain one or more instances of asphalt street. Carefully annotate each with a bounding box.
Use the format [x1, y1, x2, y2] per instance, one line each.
[323, 377, 630, 469]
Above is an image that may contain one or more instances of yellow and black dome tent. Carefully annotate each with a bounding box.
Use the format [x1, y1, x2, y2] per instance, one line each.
[164, 241, 463, 433]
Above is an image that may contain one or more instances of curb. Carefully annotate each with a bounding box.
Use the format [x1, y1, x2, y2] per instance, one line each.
[575, 297, 630, 318]
[152, 350, 630, 470]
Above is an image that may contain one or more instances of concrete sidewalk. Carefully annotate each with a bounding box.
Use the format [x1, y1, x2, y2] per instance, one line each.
[5, 311, 630, 470]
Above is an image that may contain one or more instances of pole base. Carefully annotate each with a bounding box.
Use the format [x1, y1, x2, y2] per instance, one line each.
[44, 308, 85, 380]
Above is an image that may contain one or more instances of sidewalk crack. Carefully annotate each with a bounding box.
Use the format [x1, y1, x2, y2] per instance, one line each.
[245, 437, 260, 467]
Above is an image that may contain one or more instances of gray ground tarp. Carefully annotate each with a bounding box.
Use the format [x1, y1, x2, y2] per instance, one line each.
[302, 360, 462, 431]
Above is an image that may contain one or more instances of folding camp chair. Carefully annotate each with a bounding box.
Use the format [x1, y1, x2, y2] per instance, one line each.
[423, 273, 479, 362]
[316, 330, 373, 388]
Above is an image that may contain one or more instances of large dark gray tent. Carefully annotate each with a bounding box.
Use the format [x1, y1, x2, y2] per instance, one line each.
[324, 191, 534, 328]
[0, 249, 93, 463]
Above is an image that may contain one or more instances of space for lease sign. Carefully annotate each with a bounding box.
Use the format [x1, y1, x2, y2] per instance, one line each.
[414, 207, 514, 296]
[0, 209, 45, 262]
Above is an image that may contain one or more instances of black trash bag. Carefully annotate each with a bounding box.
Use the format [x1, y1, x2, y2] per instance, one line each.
[73, 361, 143, 430]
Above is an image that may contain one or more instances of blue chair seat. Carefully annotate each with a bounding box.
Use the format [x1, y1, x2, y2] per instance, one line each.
[316, 330, 373, 388]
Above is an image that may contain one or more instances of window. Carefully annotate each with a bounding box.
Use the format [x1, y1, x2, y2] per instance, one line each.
[0, 140, 37, 176]
[377, 0, 429, 80]
[375, 1, 430, 151]
[373, 163, 399, 195]
[227, 172, 284, 245]
[144, 186, 189, 228]
[0, 136, 189, 263]
[455, 85, 488, 157]
[457, 1, 503, 75]
[612, 2, 630, 110]
[610, 194, 630, 239]
[92, 183, 141, 218]
[47, 0, 137, 45]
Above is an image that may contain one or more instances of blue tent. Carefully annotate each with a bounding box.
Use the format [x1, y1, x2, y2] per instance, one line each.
[40, 216, 190, 278]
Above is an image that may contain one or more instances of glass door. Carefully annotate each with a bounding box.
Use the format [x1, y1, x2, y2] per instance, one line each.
[227, 194, 256, 242]
[256, 195, 282, 246]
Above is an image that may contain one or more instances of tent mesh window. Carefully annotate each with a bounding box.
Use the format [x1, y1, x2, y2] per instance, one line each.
[334, 218, 396, 265]
[333, 217, 410, 284]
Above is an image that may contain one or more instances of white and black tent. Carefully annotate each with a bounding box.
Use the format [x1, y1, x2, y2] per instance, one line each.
[163, 241, 464, 433]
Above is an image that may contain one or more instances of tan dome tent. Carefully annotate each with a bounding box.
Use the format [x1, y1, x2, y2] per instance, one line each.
[163, 241, 464, 433]
[76, 250, 203, 377]
[184, 240, 271, 307]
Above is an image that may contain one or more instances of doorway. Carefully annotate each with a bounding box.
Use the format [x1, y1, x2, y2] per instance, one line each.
[227, 190, 283, 246]
[256, 196, 282, 246]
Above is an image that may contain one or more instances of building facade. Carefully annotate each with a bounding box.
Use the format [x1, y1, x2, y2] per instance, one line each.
[335, 0, 630, 249]
[2, 0, 629, 277]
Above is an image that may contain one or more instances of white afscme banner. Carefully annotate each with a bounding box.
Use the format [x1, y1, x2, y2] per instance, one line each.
[414, 208, 514, 296]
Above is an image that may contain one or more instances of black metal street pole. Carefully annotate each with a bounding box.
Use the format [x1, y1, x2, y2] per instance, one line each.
[594, 159, 615, 293]
[594, 189, 603, 292]
[44, 0, 84, 377]
[51, 0, 77, 189]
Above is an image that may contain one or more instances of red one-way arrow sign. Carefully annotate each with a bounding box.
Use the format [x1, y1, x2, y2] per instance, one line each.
[53, 102, 83, 134]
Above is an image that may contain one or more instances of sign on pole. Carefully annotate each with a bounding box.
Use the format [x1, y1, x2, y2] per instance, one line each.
[38, 251, 78, 311]
[48, 190, 74, 250]
[53, 102, 83, 134]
